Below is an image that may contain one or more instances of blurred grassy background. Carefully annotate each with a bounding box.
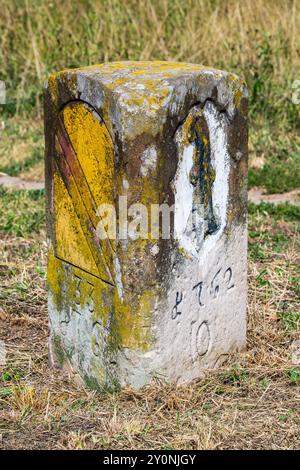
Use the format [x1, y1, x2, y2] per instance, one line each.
[0, 0, 300, 191]
[1, 1, 300, 449]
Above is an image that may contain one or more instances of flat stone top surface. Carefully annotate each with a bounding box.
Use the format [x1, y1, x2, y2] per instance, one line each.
[47, 60, 247, 146]
[50, 61, 244, 111]
[61, 60, 224, 82]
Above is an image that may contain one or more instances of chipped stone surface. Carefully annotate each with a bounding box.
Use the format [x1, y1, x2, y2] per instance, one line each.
[45, 61, 248, 390]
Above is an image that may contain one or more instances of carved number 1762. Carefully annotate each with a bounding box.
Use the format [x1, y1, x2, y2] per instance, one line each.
[193, 266, 234, 307]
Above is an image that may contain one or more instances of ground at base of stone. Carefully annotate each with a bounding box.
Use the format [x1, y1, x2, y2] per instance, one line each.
[0, 201, 299, 450]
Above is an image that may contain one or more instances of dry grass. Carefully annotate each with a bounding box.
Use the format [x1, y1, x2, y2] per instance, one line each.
[0, 118, 44, 180]
[0, 0, 300, 450]
[1, 0, 300, 193]
[0, 207, 299, 450]
[1, 1, 299, 87]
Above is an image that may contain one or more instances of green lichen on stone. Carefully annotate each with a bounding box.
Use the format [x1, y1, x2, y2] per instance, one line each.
[51, 335, 65, 368]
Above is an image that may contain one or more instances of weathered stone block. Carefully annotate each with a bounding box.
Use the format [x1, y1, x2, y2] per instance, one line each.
[45, 61, 248, 390]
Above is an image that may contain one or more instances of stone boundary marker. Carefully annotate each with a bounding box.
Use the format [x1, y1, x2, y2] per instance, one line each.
[44, 61, 248, 389]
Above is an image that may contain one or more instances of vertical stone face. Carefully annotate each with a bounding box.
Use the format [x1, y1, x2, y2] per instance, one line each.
[45, 61, 248, 390]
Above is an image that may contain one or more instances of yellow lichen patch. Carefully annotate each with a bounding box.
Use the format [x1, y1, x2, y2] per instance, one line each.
[98, 61, 205, 74]
[227, 73, 247, 108]
[74, 60, 205, 75]
[62, 102, 114, 208]
[113, 167, 159, 352]
[54, 170, 99, 277]
[89, 277, 114, 326]
[105, 77, 128, 89]
[234, 88, 243, 108]
[114, 287, 157, 351]
[70, 268, 114, 325]
[125, 81, 171, 111]
[47, 73, 59, 106]
[184, 112, 195, 147]
[54, 101, 116, 280]
[140, 168, 160, 201]
[47, 245, 65, 309]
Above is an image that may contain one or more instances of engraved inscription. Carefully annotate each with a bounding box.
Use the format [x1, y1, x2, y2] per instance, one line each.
[193, 266, 235, 307]
[73, 275, 95, 315]
[172, 266, 235, 318]
[192, 281, 204, 307]
[92, 321, 102, 357]
[190, 320, 211, 361]
[210, 268, 221, 299]
[60, 308, 71, 326]
[224, 267, 234, 290]
[59, 272, 95, 333]
[74, 275, 82, 314]
[171, 291, 183, 320]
